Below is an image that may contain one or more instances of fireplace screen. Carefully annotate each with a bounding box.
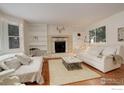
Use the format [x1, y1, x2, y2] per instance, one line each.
[55, 41, 66, 53]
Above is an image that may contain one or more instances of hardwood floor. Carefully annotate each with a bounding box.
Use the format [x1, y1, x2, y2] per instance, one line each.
[27, 57, 124, 85]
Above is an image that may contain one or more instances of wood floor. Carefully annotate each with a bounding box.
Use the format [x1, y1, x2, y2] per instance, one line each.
[27, 57, 124, 85]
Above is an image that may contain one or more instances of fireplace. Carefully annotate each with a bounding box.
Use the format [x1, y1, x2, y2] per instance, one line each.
[55, 41, 66, 53]
[48, 36, 72, 53]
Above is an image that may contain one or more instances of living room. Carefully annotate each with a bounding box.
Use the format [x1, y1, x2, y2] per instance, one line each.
[0, 3, 124, 87]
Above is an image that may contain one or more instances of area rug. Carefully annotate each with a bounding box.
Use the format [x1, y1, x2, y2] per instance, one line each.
[49, 59, 101, 85]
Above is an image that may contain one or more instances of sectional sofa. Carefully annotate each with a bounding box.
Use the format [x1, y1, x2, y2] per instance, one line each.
[77, 45, 123, 73]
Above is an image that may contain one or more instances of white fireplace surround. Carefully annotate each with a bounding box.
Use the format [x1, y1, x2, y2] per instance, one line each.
[48, 35, 72, 54]
[52, 37, 68, 53]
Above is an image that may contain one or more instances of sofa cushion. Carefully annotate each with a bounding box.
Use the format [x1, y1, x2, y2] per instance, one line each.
[15, 54, 32, 65]
[4, 57, 21, 70]
[85, 53, 102, 62]
[0, 61, 9, 70]
[87, 46, 103, 56]
[102, 47, 117, 56]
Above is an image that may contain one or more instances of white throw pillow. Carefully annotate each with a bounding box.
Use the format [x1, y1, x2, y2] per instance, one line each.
[102, 47, 117, 56]
[4, 57, 21, 70]
[87, 46, 103, 56]
[0, 61, 9, 70]
[15, 54, 32, 65]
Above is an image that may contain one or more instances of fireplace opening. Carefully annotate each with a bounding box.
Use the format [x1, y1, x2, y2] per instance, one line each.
[55, 41, 66, 53]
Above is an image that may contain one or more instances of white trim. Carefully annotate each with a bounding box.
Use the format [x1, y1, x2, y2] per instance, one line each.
[0, 12, 24, 55]
[0, 19, 2, 51]
[7, 23, 20, 50]
[52, 37, 68, 53]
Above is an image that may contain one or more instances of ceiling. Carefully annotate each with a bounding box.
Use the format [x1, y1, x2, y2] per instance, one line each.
[0, 3, 124, 28]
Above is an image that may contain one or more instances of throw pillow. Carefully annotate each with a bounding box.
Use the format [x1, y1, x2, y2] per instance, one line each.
[15, 54, 32, 65]
[87, 47, 103, 56]
[97, 54, 103, 58]
[102, 47, 117, 56]
[0, 61, 9, 70]
[4, 57, 21, 70]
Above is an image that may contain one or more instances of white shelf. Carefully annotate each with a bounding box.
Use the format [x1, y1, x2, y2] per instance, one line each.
[28, 24, 48, 53]
[29, 42, 47, 45]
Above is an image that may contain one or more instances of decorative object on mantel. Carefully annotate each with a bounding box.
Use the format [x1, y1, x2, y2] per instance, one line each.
[56, 25, 65, 33]
[118, 27, 124, 41]
[33, 36, 38, 41]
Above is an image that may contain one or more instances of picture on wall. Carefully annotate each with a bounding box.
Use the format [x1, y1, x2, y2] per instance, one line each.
[118, 27, 124, 41]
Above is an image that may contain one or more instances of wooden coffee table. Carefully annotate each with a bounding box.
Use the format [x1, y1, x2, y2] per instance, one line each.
[62, 56, 82, 71]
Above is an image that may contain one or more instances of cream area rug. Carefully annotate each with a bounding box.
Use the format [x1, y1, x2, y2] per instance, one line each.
[49, 59, 101, 85]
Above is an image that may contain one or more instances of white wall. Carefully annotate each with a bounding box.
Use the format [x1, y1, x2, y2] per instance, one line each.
[85, 11, 124, 63]
[47, 24, 84, 50]
[0, 12, 24, 55]
[24, 23, 48, 55]
[23, 21, 29, 54]
[24, 24, 84, 54]
[48, 24, 72, 36]
[85, 11, 124, 45]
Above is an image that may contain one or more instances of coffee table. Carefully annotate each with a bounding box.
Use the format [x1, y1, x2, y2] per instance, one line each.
[62, 56, 82, 71]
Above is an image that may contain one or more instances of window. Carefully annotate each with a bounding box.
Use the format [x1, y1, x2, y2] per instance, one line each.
[96, 26, 106, 42]
[89, 26, 106, 43]
[8, 24, 20, 49]
[89, 29, 96, 43]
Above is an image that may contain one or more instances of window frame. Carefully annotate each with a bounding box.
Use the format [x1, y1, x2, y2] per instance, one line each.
[7, 23, 20, 50]
[0, 22, 2, 51]
[0, 18, 4, 51]
[89, 26, 106, 44]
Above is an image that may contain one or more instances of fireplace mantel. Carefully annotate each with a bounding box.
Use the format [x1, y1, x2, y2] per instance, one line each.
[52, 36, 69, 38]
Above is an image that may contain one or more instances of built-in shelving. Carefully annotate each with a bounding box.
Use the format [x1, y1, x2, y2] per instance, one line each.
[28, 24, 48, 56]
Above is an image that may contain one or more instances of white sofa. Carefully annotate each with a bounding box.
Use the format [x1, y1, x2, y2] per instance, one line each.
[0, 69, 22, 85]
[0, 53, 44, 84]
[77, 45, 123, 73]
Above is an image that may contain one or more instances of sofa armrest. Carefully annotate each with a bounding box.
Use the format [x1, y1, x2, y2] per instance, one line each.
[103, 55, 113, 59]
[0, 76, 21, 85]
[102, 55, 122, 73]
[0, 69, 15, 81]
